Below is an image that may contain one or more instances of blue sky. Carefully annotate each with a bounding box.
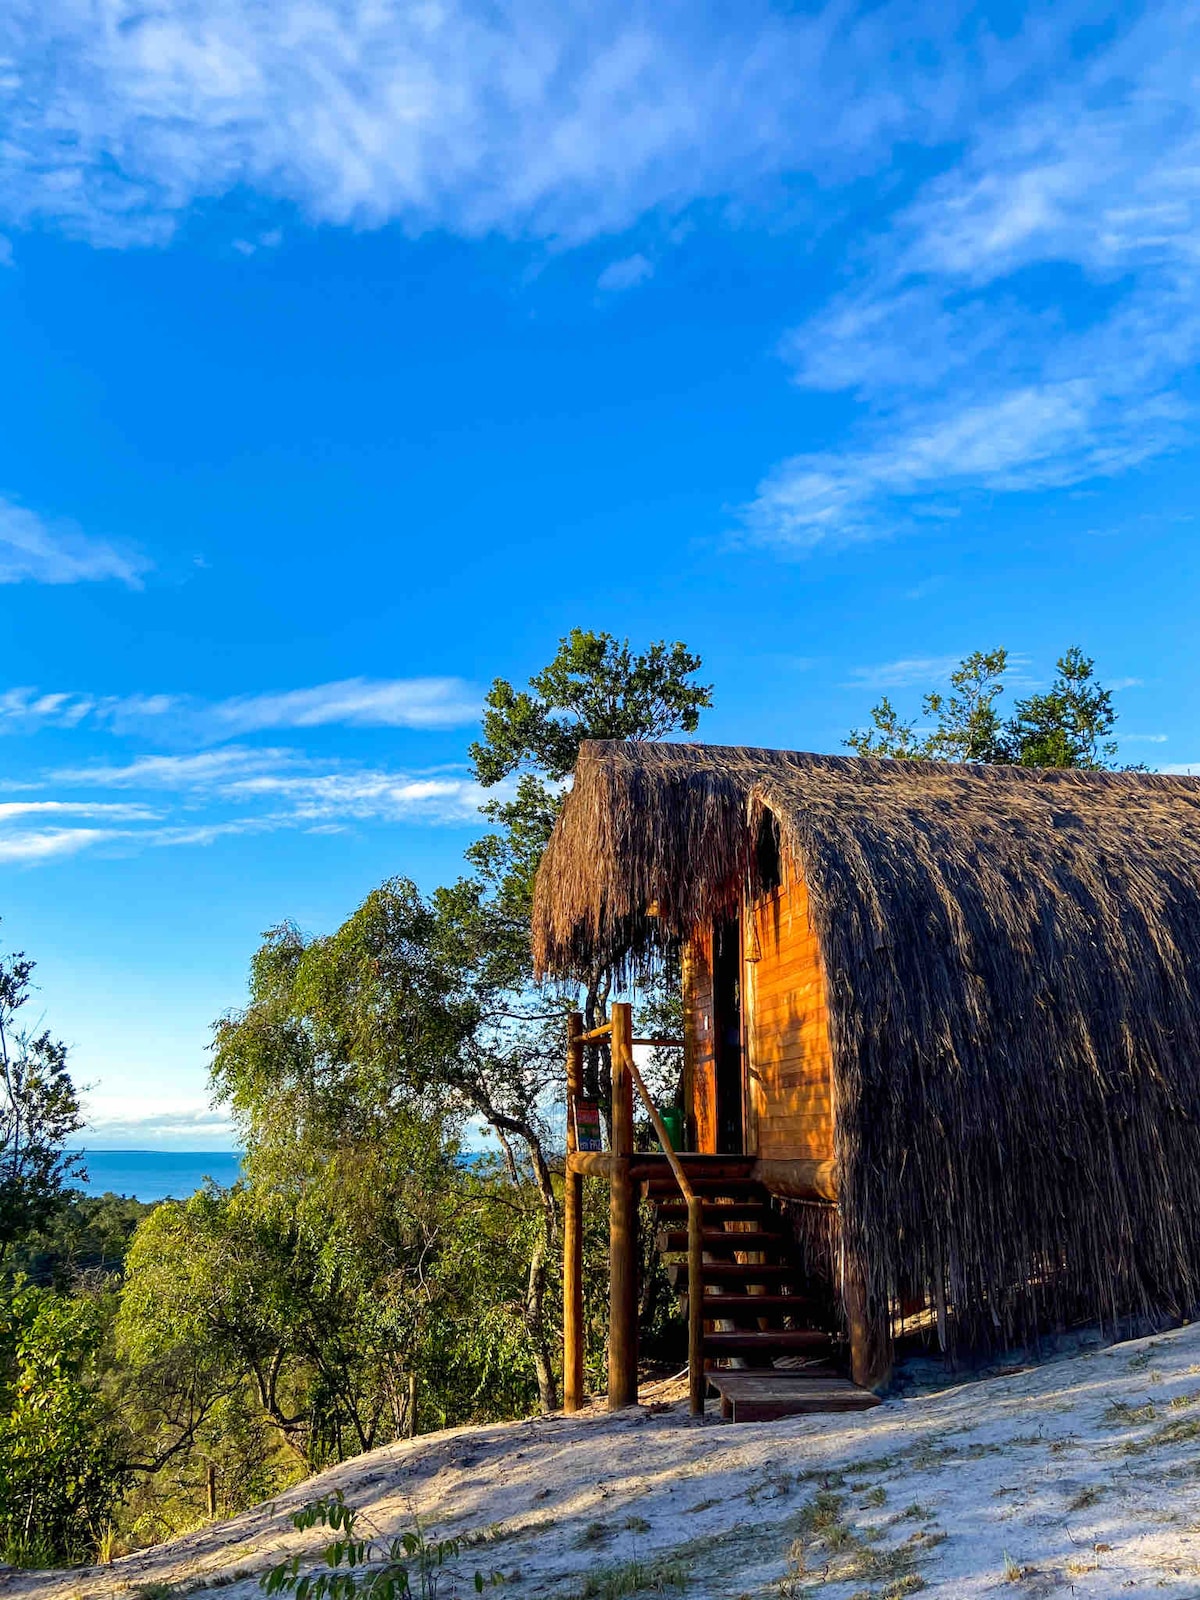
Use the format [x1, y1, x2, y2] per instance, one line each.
[1, 1, 1198, 1147]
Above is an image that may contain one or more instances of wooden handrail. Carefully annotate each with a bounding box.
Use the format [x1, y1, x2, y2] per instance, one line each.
[563, 1013, 584, 1413]
[624, 1055, 694, 1205]
[623, 1046, 704, 1418]
[631, 1037, 684, 1048]
[565, 1007, 705, 1418]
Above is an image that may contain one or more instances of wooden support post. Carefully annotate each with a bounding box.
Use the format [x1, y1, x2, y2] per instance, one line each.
[205, 1462, 217, 1519]
[687, 1193, 705, 1417]
[563, 1012, 585, 1413]
[608, 1001, 638, 1410]
[844, 1251, 893, 1393]
[407, 1371, 418, 1438]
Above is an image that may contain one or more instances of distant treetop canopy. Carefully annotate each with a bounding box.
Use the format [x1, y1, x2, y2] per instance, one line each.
[845, 647, 1119, 769]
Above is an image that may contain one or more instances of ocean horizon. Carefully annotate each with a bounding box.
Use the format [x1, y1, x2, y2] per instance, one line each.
[72, 1149, 244, 1204]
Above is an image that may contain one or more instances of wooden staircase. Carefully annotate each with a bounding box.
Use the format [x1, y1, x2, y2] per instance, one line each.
[643, 1156, 881, 1421]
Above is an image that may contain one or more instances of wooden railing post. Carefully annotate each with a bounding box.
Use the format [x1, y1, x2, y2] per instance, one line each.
[623, 1040, 706, 1418]
[563, 1012, 585, 1413]
[687, 1193, 705, 1416]
[608, 1002, 638, 1410]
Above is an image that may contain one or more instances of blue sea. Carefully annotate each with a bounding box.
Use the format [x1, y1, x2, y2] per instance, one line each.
[73, 1150, 243, 1203]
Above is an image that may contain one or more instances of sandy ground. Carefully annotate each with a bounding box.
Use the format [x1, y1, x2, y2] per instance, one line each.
[13, 1322, 1200, 1599]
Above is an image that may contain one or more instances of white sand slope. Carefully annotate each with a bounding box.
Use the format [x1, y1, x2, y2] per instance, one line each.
[12, 1322, 1200, 1599]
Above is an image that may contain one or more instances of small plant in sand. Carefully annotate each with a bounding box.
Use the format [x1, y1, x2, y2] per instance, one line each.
[1067, 1486, 1103, 1512]
[260, 1493, 496, 1599]
[575, 1556, 689, 1599]
[776, 1490, 941, 1600]
[1103, 1398, 1157, 1426]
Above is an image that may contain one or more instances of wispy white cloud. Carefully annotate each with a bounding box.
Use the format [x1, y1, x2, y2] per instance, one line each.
[50, 746, 304, 789]
[0, 800, 158, 820]
[0, 689, 175, 735]
[0, 742, 491, 865]
[845, 652, 1038, 693]
[0, 496, 148, 586]
[0, 3, 1079, 249]
[598, 253, 653, 292]
[223, 768, 486, 824]
[747, 383, 1183, 547]
[204, 676, 479, 734]
[81, 1107, 239, 1152]
[0, 677, 479, 738]
[1121, 733, 1168, 744]
[844, 657, 962, 692]
[747, 6, 1200, 547]
[0, 827, 115, 863]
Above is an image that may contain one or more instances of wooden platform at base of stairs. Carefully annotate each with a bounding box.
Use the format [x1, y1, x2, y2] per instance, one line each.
[706, 1372, 882, 1423]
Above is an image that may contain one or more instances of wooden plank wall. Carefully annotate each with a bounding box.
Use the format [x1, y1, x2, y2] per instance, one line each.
[745, 854, 834, 1161]
[682, 924, 717, 1153]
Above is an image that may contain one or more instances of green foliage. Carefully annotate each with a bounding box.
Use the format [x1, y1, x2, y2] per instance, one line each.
[0, 947, 85, 1251]
[5, 1190, 155, 1291]
[260, 1493, 488, 1600]
[846, 647, 1119, 769]
[471, 628, 712, 788]
[467, 630, 711, 924]
[212, 884, 474, 1157]
[0, 1276, 130, 1566]
[0, 629, 718, 1559]
[1005, 645, 1117, 768]
[117, 1125, 524, 1479]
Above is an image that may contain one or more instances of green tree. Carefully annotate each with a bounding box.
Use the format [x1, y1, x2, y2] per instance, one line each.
[460, 630, 711, 1399]
[0, 1277, 129, 1566]
[466, 628, 710, 1079]
[118, 1153, 545, 1514]
[1005, 645, 1117, 768]
[194, 891, 553, 1456]
[468, 629, 712, 926]
[0, 950, 84, 1250]
[5, 1191, 154, 1292]
[846, 647, 1120, 769]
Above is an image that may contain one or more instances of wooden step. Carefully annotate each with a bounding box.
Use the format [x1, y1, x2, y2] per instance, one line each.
[706, 1373, 882, 1422]
[640, 1158, 752, 1184]
[667, 1261, 799, 1290]
[656, 1228, 783, 1253]
[643, 1178, 766, 1199]
[654, 1202, 770, 1223]
[686, 1293, 823, 1317]
[703, 1329, 839, 1358]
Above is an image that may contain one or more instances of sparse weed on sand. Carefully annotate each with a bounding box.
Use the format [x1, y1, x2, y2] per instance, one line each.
[1067, 1485, 1104, 1512]
[1128, 1344, 1160, 1371]
[577, 1521, 614, 1548]
[573, 1556, 689, 1599]
[775, 1487, 941, 1600]
[1102, 1398, 1157, 1426]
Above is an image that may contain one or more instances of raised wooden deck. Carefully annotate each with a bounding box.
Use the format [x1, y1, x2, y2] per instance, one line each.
[706, 1372, 882, 1423]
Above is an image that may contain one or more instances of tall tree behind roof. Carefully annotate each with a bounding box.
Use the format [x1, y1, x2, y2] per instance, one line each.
[846, 647, 1119, 769]
[467, 629, 712, 919]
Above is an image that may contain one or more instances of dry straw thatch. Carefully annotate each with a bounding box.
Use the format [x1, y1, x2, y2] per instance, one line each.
[534, 740, 1200, 1347]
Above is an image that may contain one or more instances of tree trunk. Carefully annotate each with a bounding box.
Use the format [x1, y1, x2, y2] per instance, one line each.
[525, 1223, 558, 1412]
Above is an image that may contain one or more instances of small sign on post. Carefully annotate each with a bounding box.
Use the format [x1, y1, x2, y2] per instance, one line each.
[573, 1099, 603, 1152]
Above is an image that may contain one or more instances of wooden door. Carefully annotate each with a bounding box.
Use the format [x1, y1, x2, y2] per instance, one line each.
[712, 914, 745, 1154]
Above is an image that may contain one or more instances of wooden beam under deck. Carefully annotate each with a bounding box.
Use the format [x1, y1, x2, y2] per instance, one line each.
[566, 1150, 837, 1202]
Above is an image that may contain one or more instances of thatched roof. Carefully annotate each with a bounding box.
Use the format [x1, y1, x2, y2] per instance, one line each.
[534, 740, 1200, 1344]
